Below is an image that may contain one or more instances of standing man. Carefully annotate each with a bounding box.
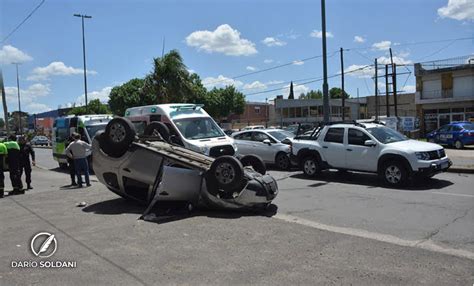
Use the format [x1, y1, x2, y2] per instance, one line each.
[0, 141, 7, 198]
[18, 136, 35, 190]
[65, 133, 91, 188]
[4, 135, 23, 194]
[66, 135, 77, 186]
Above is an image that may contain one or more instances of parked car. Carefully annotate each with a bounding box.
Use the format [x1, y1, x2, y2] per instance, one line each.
[291, 122, 451, 187]
[31, 135, 50, 146]
[241, 125, 265, 131]
[92, 117, 278, 212]
[232, 129, 294, 170]
[426, 121, 474, 149]
[284, 123, 314, 135]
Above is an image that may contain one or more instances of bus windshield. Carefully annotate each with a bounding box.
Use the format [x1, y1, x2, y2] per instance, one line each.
[174, 117, 225, 140]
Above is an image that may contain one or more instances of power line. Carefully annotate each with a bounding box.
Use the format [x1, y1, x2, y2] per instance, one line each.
[1, 0, 46, 44]
[203, 50, 338, 87]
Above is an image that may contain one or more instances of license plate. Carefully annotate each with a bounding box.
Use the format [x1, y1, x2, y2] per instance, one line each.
[440, 162, 449, 169]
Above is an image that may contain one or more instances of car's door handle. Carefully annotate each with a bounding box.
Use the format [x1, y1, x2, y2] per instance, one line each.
[346, 149, 352, 152]
[322, 146, 328, 149]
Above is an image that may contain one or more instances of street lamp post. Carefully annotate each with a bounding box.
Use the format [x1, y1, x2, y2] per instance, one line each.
[321, 0, 330, 123]
[14, 63, 22, 135]
[73, 13, 92, 113]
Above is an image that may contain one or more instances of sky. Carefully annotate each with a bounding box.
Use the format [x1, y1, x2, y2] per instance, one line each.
[1, 0, 473, 117]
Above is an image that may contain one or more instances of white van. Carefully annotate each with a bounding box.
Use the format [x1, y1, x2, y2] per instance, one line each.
[125, 104, 237, 157]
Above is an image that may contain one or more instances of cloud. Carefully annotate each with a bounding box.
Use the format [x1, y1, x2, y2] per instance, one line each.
[262, 37, 286, 47]
[310, 30, 334, 38]
[4, 83, 52, 113]
[267, 80, 284, 85]
[345, 64, 375, 79]
[27, 61, 97, 81]
[202, 75, 243, 89]
[263, 59, 274, 64]
[0, 45, 33, 64]
[377, 55, 412, 65]
[354, 36, 366, 43]
[292, 60, 304, 66]
[26, 103, 52, 114]
[438, 0, 474, 21]
[243, 81, 267, 90]
[185, 24, 257, 56]
[372, 40, 392, 51]
[283, 83, 309, 97]
[246, 66, 257, 71]
[76, 86, 113, 105]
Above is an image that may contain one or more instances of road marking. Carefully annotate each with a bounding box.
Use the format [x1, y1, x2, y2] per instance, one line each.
[430, 192, 474, 198]
[274, 213, 474, 261]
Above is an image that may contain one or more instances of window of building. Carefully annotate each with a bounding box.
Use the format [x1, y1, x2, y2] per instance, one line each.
[282, 108, 288, 118]
[289, 107, 295, 118]
[302, 107, 309, 117]
[348, 129, 371, 146]
[254, 106, 260, 114]
[310, 106, 318, 116]
[452, 108, 464, 113]
[324, 128, 344, 144]
[295, 107, 302, 117]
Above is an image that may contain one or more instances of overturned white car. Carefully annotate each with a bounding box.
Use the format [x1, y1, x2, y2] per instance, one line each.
[92, 117, 278, 213]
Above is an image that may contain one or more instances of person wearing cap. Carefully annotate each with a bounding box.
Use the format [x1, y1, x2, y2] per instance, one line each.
[0, 141, 7, 198]
[18, 136, 36, 190]
[65, 132, 91, 188]
[4, 135, 23, 194]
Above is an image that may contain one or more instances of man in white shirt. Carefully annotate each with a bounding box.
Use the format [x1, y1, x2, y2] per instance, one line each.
[65, 133, 91, 188]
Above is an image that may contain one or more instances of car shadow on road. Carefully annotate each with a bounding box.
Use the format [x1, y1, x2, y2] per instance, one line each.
[291, 170, 454, 191]
[82, 197, 278, 224]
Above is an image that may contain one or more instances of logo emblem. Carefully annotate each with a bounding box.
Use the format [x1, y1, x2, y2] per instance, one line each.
[30, 232, 57, 258]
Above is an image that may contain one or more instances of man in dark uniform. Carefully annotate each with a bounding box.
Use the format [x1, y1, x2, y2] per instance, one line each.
[0, 141, 7, 198]
[4, 135, 23, 194]
[18, 136, 35, 190]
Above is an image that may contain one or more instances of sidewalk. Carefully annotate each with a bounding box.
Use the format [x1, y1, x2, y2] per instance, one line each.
[446, 147, 474, 174]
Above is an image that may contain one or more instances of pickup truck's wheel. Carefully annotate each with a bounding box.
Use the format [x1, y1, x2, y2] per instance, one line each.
[275, 152, 290, 170]
[103, 117, 136, 157]
[302, 156, 320, 177]
[240, 154, 266, 175]
[381, 161, 407, 187]
[454, 140, 464, 149]
[209, 155, 244, 192]
[144, 121, 170, 142]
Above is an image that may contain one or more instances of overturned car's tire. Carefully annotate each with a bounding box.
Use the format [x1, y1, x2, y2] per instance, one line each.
[240, 154, 266, 175]
[103, 117, 136, 158]
[144, 121, 170, 142]
[209, 155, 244, 192]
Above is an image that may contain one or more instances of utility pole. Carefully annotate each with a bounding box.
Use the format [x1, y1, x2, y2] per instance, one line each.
[74, 14, 92, 113]
[321, 0, 330, 123]
[14, 63, 22, 135]
[374, 58, 378, 120]
[389, 48, 398, 117]
[340, 47, 345, 120]
[385, 64, 390, 117]
[0, 67, 9, 133]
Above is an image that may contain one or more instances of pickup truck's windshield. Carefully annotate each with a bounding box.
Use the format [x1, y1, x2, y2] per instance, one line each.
[174, 117, 225, 140]
[367, 127, 407, 144]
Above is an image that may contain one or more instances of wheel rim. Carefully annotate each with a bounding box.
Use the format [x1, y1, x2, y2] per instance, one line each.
[109, 122, 126, 143]
[455, 141, 462, 149]
[385, 165, 401, 184]
[304, 159, 317, 175]
[278, 155, 289, 169]
[214, 162, 235, 185]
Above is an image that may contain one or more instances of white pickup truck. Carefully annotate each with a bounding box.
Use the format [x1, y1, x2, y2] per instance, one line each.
[290, 122, 452, 187]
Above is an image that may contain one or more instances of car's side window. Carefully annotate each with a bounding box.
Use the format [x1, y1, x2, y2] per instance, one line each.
[236, 132, 252, 141]
[451, 125, 462, 132]
[252, 132, 270, 142]
[324, 128, 344, 144]
[439, 125, 449, 132]
[348, 129, 371, 146]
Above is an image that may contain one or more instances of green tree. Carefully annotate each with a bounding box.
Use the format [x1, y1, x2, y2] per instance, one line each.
[8, 111, 28, 133]
[68, 99, 111, 116]
[299, 90, 323, 99]
[0, 118, 5, 129]
[204, 86, 245, 119]
[329, 87, 350, 99]
[108, 78, 155, 115]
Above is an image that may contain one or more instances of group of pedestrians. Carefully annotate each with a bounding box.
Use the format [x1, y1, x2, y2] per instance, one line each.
[0, 135, 35, 198]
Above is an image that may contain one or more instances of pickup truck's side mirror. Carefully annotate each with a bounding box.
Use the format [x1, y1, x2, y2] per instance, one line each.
[364, 140, 376, 147]
[262, 139, 272, 145]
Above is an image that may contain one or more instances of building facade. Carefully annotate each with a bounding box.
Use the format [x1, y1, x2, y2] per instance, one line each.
[227, 102, 272, 129]
[365, 93, 416, 118]
[414, 55, 474, 134]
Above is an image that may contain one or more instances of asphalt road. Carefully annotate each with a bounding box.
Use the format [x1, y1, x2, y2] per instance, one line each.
[0, 148, 472, 285]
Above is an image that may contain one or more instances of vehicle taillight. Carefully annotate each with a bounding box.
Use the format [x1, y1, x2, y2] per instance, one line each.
[468, 132, 474, 137]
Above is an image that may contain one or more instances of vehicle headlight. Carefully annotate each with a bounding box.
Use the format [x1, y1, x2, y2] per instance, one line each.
[415, 152, 430, 160]
[200, 146, 210, 155]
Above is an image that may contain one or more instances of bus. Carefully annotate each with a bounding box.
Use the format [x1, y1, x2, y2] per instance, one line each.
[52, 114, 113, 168]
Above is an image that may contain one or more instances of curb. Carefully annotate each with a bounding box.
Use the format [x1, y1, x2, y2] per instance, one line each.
[446, 167, 474, 174]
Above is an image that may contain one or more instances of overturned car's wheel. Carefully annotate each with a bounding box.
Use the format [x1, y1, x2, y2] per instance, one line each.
[209, 155, 244, 192]
[240, 154, 266, 175]
[144, 121, 170, 142]
[103, 117, 136, 157]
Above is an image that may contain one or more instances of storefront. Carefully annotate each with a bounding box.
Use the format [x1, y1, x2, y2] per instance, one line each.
[422, 106, 474, 133]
